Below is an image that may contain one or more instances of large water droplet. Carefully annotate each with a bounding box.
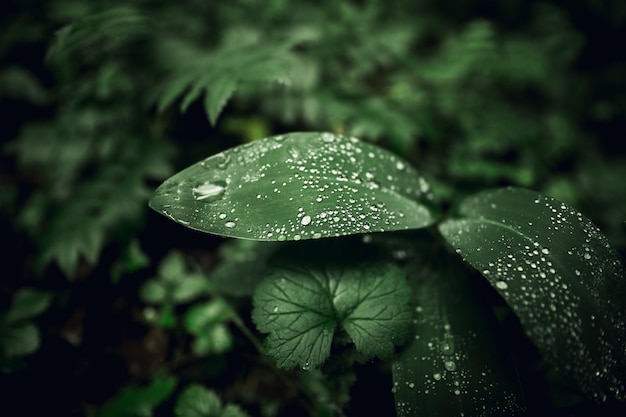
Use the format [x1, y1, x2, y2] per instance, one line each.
[301, 215, 312, 226]
[224, 221, 236, 228]
[444, 360, 457, 371]
[192, 181, 226, 202]
[495, 280, 508, 290]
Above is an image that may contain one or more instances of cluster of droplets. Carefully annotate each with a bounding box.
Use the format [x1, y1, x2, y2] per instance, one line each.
[154, 132, 436, 240]
[440, 187, 626, 401]
[393, 314, 524, 417]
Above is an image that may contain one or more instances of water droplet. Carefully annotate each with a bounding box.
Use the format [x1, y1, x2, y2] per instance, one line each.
[396, 161, 405, 170]
[301, 215, 312, 226]
[192, 181, 225, 201]
[542, 248, 550, 255]
[444, 360, 457, 371]
[433, 373, 442, 381]
[440, 340, 455, 355]
[454, 389, 461, 396]
[583, 252, 591, 260]
[495, 280, 508, 290]
[218, 213, 227, 219]
[225, 221, 236, 228]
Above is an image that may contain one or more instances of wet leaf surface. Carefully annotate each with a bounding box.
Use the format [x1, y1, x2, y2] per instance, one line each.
[439, 187, 626, 402]
[392, 255, 526, 417]
[149, 132, 438, 241]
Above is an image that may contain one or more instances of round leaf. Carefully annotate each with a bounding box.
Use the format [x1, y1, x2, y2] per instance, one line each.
[149, 132, 438, 241]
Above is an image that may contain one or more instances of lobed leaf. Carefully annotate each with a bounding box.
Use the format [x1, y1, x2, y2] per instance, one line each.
[438, 187, 626, 402]
[252, 255, 412, 370]
[149, 132, 438, 241]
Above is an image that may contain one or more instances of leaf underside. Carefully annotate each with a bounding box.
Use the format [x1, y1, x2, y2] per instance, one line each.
[149, 132, 438, 241]
[438, 187, 626, 402]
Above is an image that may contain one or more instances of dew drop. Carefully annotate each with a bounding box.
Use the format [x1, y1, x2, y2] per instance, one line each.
[301, 215, 312, 226]
[495, 280, 508, 290]
[224, 221, 236, 228]
[444, 360, 457, 371]
[192, 182, 225, 201]
[583, 252, 591, 260]
[433, 373, 442, 381]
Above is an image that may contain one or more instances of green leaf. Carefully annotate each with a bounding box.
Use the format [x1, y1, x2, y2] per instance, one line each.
[252, 254, 412, 369]
[175, 384, 250, 417]
[184, 299, 233, 334]
[191, 324, 234, 356]
[4, 289, 52, 323]
[0, 324, 40, 357]
[209, 240, 282, 296]
[438, 187, 626, 402]
[150, 132, 438, 241]
[393, 254, 526, 417]
[97, 375, 177, 417]
[156, 30, 299, 125]
[204, 75, 238, 126]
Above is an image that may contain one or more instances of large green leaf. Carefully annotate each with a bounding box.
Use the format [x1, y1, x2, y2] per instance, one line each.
[150, 132, 438, 241]
[438, 187, 626, 402]
[392, 254, 526, 417]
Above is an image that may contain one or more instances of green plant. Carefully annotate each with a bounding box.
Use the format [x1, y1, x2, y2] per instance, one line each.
[3, 1, 626, 416]
[149, 131, 625, 416]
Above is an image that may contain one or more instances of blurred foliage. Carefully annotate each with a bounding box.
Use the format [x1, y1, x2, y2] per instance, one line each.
[1, 0, 625, 416]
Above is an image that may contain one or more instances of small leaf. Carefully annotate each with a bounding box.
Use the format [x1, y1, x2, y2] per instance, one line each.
[140, 281, 167, 304]
[0, 324, 40, 357]
[97, 375, 177, 417]
[158, 251, 187, 282]
[175, 384, 250, 417]
[191, 324, 234, 356]
[150, 132, 438, 241]
[4, 289, 52, 323]
[393, 253, 526, 417]
[184, 299, 232, 334]
[252, 255, 412, 369]
[439, 187, 626, 402]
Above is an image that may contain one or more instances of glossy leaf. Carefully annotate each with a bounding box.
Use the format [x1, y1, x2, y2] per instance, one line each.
[149, 132, 438, 241]
[439, 187, 626, 402]
[393, 254, 526, 417]
[252, 257, 412, 369]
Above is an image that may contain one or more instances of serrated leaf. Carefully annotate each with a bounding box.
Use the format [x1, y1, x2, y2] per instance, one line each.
[252, 256, 412, 369]
[0, 324, 40, 357]
[4, 289, 52, 323]
[150, 132, 438, 241]
[393, 254, 526, 417]
[175, 384, 249, 417]
[438, 187, 626, 402]
[97, 375, 177, 417]
[205, 75, 238, 126]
